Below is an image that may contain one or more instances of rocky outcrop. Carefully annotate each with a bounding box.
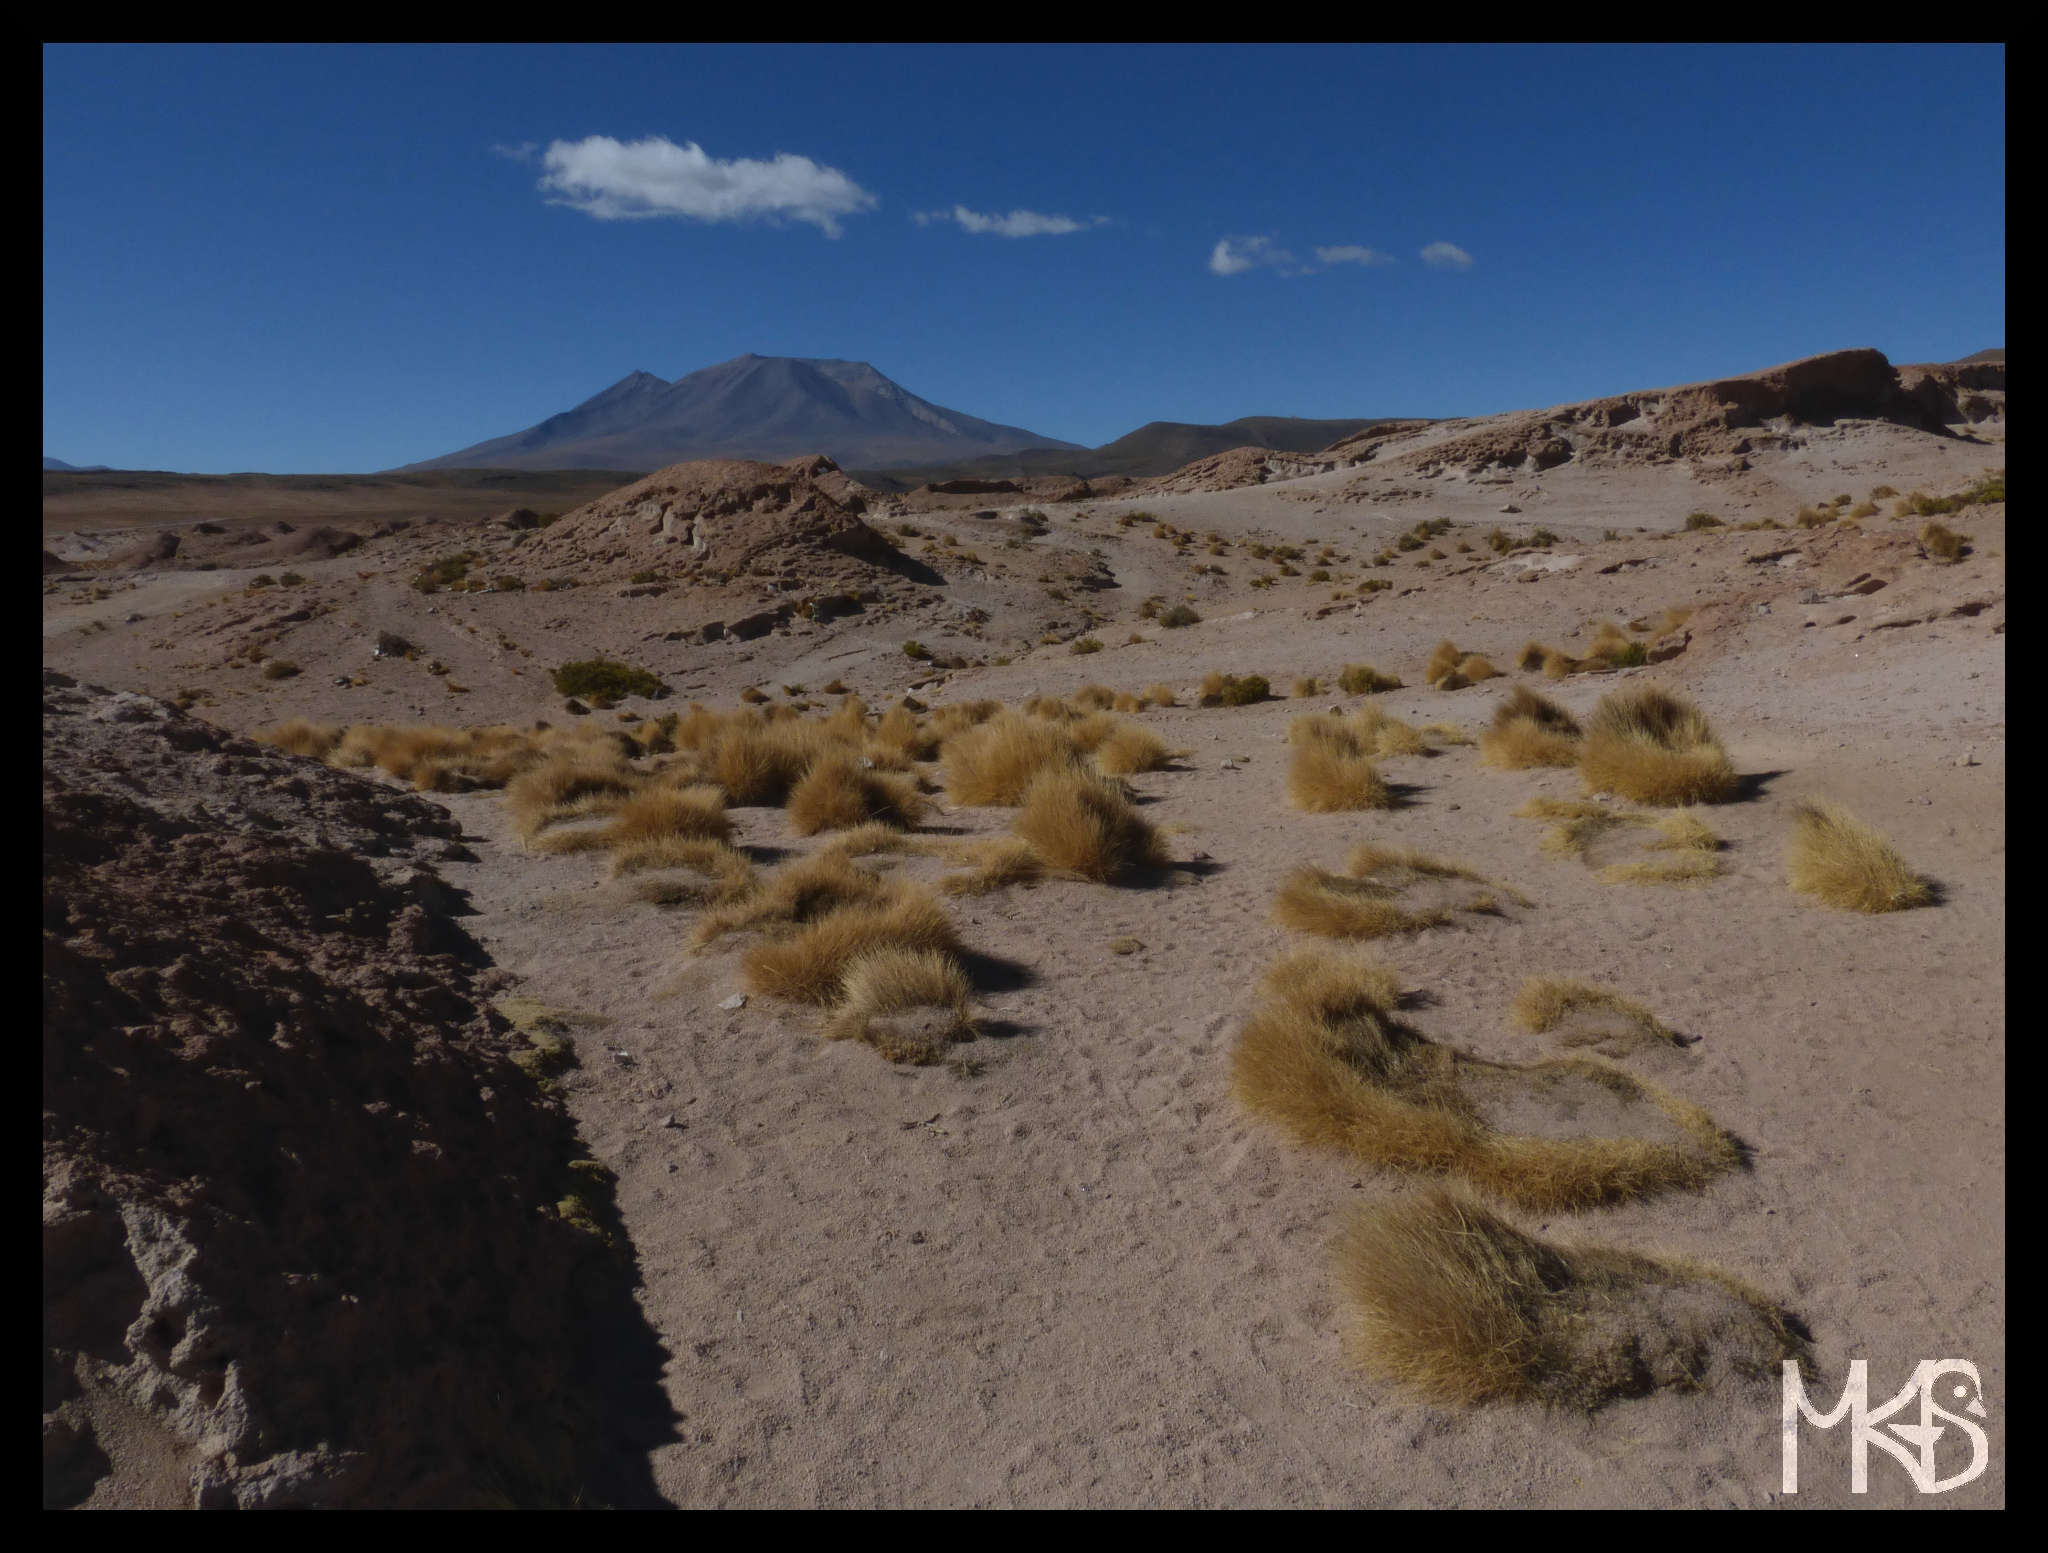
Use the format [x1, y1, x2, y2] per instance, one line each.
[511, 455, 909, 590]
[42, 673, 657, 1508]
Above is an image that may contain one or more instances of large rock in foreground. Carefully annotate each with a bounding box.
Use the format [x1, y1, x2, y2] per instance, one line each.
[42, 673, 655, 1508]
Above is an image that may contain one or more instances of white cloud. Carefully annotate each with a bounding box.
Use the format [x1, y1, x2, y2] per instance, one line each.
[536, 135, 877, 237]
[1210, 235, 1301, 276]
[490, 141, 538, 163]
[1420, 241, 1474, 270]
[1314, 244, 1394, 267]
[917, 205, 1099, 236]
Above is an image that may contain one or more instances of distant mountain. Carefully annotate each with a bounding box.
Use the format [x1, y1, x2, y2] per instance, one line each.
[853, 415, 1410, 491]
[394, 355, 1084, 473]
[1955, 347, 2005, 364]
[44, 457, 111, 471]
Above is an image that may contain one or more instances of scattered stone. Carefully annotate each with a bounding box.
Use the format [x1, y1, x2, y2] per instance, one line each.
[718, 993, 747, 1010]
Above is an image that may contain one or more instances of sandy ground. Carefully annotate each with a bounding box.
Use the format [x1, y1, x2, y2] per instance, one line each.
[44, 411, 2005, 1507]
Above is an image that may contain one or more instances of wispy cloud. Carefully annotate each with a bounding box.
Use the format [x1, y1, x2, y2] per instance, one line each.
[490, 141, 538, 163]
[1210, 235, 1303, 276]
[1420, 241, 1474, 270]
[915, 205, 1102, 237]
[1314, 244, 1395, 267]
[536, 135, 878, 237]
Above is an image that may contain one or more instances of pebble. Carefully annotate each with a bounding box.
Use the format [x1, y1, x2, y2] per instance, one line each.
[718, 992, 747, 1010]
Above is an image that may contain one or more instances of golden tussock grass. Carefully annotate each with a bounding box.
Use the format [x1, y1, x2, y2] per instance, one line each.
[1230, 950, 1740, 1210]
[1597, 854, 1724, 885]
[1332, 1189, 1806, 1408]
[532, 783, 731, 855]
[818, 822, 934, 860]
[786, 752, 930, 835]
[1338, 664, 1402, 695]
[1478, 686, 1582, 770]
[1011, 766, 1169, 882]
[1345, 842, 1487, 886]
[1785, 800, 1934, 912]
[1287, 734, 1395, 813]
[1023, 694, 1078, 721]
[938, 836, 1045, 895]
[741, 888, 961, 1005]
[1647, 813, 1721, 852]
[928, 699, 1003, 741]
[1066, 711, 1120, 754]
[254, 718, 344, 760]
[1348, 703, 1430, 757]
[1141, 683, 1178, 708]
[1457, 654, 1502, 683]
[1272, 868, 1451, 939]
[505, 755, 641, 841]
[943, 712, 1083, 806]
[1069, 684, 1118, 712]
[871, 703, 940, 761]
[821, 947, 976, 1064]
[609, 832, 754, 891]
[1292, 676, 1321, 699]
[1515, 796, 1614, 822]
[1578, 685, 1738, 805]
[690, 851, 895, 946]
[706, 717, 836, 805]
[1093, 722, 1178, 776]
[1512, 977, 1676, 1054]
[1112, 691, 1143, 713]
[1425, 640, 1464, 685]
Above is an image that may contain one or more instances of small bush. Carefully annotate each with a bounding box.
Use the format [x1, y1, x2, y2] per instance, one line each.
[1919, 521, 1965, 563]
[902, 640, 932, 661]
[1683, 512, 1724, 531]
[1158, 604, 1201, 628]
[1579, 685, 1737, 805]
[1070, 637, 1104, 655]
[261, 659, 301, 680]
[1200, 672, 1269, 707]
[551, 658, 666, 701]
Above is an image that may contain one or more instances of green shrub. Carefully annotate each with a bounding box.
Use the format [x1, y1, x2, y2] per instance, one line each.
[1218, 674, 1269, 706]
[629, 568, 661, 584]
[550, 658, 667, 700]
[1684, 512, 1723, 530]
[1070, 637, 1104, 655]
[1338, 664, 1402, 694]
[1158, 604, 1201, 628]
[412, 552, 479, 593]
[903, 640, 931, 660]
[277, 572, 307, 587]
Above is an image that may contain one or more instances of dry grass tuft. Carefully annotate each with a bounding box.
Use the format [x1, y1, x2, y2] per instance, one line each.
[1292, 676, 1322, 699]
[1338, 664, 1402, 695]
[1272, 868, 1451, 939]
[691, 851, 895, 946]
[872, 703, 940, 761]
[1231, 951, 1740, 1209]
[741, 888, 962, 1005]
[1786, 800, 1934, 912]
[1596, 854, 1724, 886]
[253, 718, 345, 760]
[1513, 796, 1611, 823]
[1287, 726, 1396, 812]
[1141, 683, 1178, 708]
[943, 712, 1082, 806]
[821, 947, 976, 1064]
[534, 783, 731, 855]
[1346, 842, 1487, 886]
[938, 837, 1045, 895]
[706, 716, 835, 805]
[1421, 722, 1475, 747]
[1012, 766, 1169, 882]
[787, 751, 930, 834]
[1918, 520, 1965, 563]
[1512, 977, 1677, 1055]
[506, 754, 641, 841]
[1093, 722, 1178, 776]
[1457, 654, 1502, 683]
[1479, 686, 1583, 770]
[1332, 1189, 1806, 1407]
[1579, 685, 1737, 805]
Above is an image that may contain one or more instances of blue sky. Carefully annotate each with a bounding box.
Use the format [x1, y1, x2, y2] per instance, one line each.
[44, 43, 2005, 473]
